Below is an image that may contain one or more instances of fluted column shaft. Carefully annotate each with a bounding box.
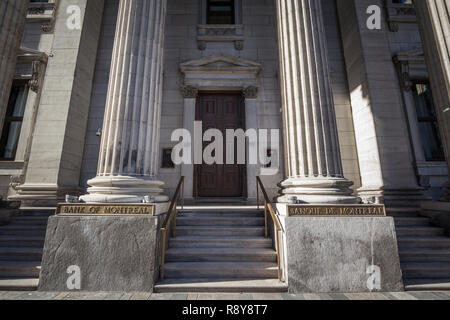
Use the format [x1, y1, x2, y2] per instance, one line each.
[81, 0, 168, 203]
[0, 0, 28, 134]
[415, 0, 450, 201]
[276, 0, 358, 203]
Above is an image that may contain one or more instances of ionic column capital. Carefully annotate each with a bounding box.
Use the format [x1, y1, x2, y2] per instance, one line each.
[181, 85, 198, 99]
[243, 86, 259, 99]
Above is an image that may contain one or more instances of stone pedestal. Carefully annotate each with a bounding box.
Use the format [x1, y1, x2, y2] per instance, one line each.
[81, 0, 169, 204]
[276, 204, 404, 293]
[39, 215, 163, 292]
[275, 0, 359, 204]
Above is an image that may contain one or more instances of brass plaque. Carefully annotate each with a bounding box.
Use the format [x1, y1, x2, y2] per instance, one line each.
[57, 204, 155, 216]
[288, 205, 386, 217]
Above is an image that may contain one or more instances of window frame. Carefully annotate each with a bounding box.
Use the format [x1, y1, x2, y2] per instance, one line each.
[0, 80, 29, 162]
[200, 0, 242, 25]
[206, 0, 236, 25]
[411, 81, 446, 162]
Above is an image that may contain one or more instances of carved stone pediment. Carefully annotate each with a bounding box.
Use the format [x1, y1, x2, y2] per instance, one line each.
[180, 54, 261, 75]
[180, 54, 261, 91]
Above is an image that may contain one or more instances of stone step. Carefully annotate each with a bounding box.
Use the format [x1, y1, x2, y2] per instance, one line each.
[155, 278, 287, 293]
[401, 262, 450, 279]
[163, 262, 279, 279]
[19, 209, 55, 217]
[404, 278, 450, 291]
[399, 250, 450, 263]
[0, 236, 45, 247]
[176, 217, 265, 227]
[169, 236, 273, 249]
[396, 227, 444, 237]
[176, 226, 265, 237]
[165, 248, 277, 262]
[387, 207, 421, 218]
[0, 278, 39, 291]
[0, 230, 46, 237]
[0, 261, 41, 277]
[0, 247, 43, 262]
[179, 210, 263, 218]
[0, 225, 47, 232]
[10, 217, 49, 225]
[394, 217, 431, 227]
[398, 237, 450, 250]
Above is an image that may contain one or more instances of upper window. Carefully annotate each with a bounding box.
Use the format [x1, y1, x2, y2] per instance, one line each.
[412, 82, 445, 162]
[207, 0, 235, 24]
[0, 82, 29, 161]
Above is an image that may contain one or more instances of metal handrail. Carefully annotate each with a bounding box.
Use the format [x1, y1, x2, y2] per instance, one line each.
[160, 176, 185, 280]
[256, 176, 283, 281]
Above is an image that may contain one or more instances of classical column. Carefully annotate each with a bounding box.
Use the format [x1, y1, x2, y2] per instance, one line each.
[0, 0, 28, 134]
[81, 0, 169, 204]
[415, 0, 450, 201]
[276, 0, 359, 204]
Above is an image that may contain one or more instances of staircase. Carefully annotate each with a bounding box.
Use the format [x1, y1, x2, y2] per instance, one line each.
[0, 209, 52, 291]
[390, 207, 450, 291]
[155, 206, 287, 293]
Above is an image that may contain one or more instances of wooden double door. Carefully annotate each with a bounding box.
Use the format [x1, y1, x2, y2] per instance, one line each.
[194, 93, 246, 198]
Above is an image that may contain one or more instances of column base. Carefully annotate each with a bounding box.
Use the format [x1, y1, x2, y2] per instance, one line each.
[10, 184, 83, 208]
[277, 177, 361, 204]
[80, 175, 169, 204]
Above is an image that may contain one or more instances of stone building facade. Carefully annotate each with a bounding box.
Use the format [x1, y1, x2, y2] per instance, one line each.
[0, 0, 449, 208]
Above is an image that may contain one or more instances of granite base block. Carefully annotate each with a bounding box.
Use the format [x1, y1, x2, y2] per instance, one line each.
[38, 215, 162, 292]
[285, 217, 404, 293]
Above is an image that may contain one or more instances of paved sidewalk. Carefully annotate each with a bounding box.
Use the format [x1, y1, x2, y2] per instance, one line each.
[1, 291, 450, 300]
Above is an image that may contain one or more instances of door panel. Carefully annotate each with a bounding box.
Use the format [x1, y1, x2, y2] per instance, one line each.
[195, 93, 245, 198]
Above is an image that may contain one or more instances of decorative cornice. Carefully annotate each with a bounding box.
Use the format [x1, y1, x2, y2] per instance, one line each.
[393, 49, 428, 91]
[384, 0, 417, 32]
[26, 0, 59, 33]
[197, 24, 245, 51]
[15, 47, 48, 92]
